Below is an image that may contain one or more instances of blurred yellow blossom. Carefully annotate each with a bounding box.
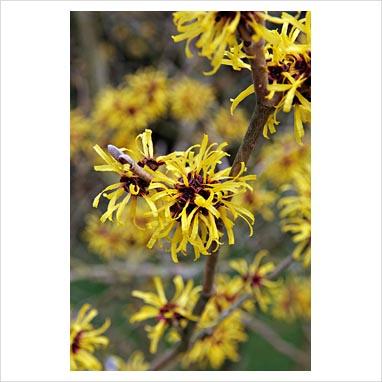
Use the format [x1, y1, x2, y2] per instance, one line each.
[70, 109, 93, 157]
[183, 309, 247, 369]
[109, 351, 149, 371]
[278, 163, 311, 266]
[93, 87, 149, 134]
[211, 274, 254, 313]
[169, 78, 215, 122]
[230, 250, 279, 311]
[83, 210, 150, 260]
[212, 106, 248, 141]
[236, 187, 278, 222]
[260, 132, 310, 186]
[70, 304, 110, 371]
[124, 67, 168, 122]
[271, 276, 311, 321]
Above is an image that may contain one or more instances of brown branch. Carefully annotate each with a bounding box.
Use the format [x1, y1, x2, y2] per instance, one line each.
[242, 312, 310, 368]
[107, 144, 153, 183]
[231, 13, 281, 177]
[74, 12, 108, 99]
[71, 261, 205, 283]
[150, 250, 295, 370]
[151, 13, 284, 370]
[268, 253, 295, 280]
[150, 251, 220, 371]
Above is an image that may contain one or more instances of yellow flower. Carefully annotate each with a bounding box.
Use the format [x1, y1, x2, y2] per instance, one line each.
[278, 163, 311, 266]
[130, 276, 201, 353]
[211, 274, 254, 313]
[236, 186, 278, 222]
[231, 12, 311, 144]
[109, 351, 149, 371]
[212, 106, 248, 141]
[271, 276, 311, 322]
[183, 310, 247, 369]
[124, 67, 168, 122]
[147, 134, 256, 262]
[70, 109, 92, 157]
[169, 78, 215, 122]
[70, 304, 110, 371]
[172, 11, 256, 75]
[83, 210, 151, 261]
[92, 130, 163, 224]
[229, 250, 279, 311]
[93, 87, 149, 139]
[259, 132, 310, 186]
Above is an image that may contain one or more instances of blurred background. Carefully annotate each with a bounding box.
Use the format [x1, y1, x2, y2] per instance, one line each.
[70, 11, 311, 371]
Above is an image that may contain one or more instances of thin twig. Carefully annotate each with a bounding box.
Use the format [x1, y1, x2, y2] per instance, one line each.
[268, 253, 295, 280]
[242, 312, 310, 368]
[150, 251, 220, 371]
[108, 144, 153, 183]
[71, 261, 205, 283]
[151, 13, 281, 370]
[150, 250, 295, 370]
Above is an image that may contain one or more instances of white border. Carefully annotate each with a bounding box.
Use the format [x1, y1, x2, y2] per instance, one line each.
[1, 1, 381, 381]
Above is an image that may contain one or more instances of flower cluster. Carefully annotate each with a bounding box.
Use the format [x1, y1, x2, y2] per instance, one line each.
[93, 68, 168, 148]
[169, 77, 215, 122]
[107, 351, 149, 371]
[71, 10, 311, 371]
[70, 109, 94, 157]
[259, 131, 310, 186]
[271, 276, 311, 321]
[235, 187, 278, 222]
[83, 210, 151, 260]
[172, 12, 258, 75]
[232, 12, 311, 143]
[230, 250, 279, 311]
[130, 276, 201, 353]
[183, 310, 247, 369]
[173, 11, 311, 144]
[70, 304, 110, 371]
[93, 130, 257, 263]
[278, 163, 311, 266]
[212, 106, 248, 141]
[92, 129, 166, 224]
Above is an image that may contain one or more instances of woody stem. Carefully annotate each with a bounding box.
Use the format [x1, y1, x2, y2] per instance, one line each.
[151, 13, 283, 370]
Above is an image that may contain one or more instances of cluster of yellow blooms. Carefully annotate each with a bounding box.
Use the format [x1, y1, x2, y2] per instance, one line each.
[70, 68, 219, 160]
[83, 210, 151, 261]
[259, 131, 310, 186]
[70, 304, 110, 370]
[172, 11, 256, 75]
[70, 109, 95, 157]
[271, 276, 311, 322]
[183, 275, 251, 369]
[278, 163, 311, 266]
[169, 77, 216, 122]
[109, 351, 149, 371]
[93, 129, 257, 263]
[173, 11, 311, 144]
[212, 106, 248, 141]
[71, 10, 311, 372]
[131, 276, 201, 353]
[230, 250, 280, 311]
[184, 310, 247, 369]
